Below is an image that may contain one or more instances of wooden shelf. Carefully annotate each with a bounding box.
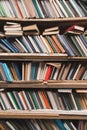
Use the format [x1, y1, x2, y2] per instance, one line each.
[0, 17, 87, 29]
[0, 17, 87, 22]
[1, 80, 87, 89]
[0, 110, 87, 119]
[0, 53, 87, 61]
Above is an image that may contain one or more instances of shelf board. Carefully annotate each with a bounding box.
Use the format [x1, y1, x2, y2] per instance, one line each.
[1, 110, 87, 119]
[47, 80, 87, 88]
[0, 17, 87, 22]
[0, 17, 87, 28]
[0, 80, 87, 89]
[0, 53, 87, 61]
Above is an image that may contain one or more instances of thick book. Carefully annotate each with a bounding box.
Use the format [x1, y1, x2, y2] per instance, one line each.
[23, 24, 40, 35]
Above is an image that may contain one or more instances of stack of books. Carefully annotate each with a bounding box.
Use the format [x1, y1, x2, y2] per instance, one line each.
[4, 22, 23, 37]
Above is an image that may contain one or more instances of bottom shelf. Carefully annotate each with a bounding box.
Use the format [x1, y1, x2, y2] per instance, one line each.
[1, 118, 86, 130]
[1, 110, 87, 119]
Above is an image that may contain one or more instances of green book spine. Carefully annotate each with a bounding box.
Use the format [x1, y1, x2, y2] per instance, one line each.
[69, 35, 85, 56]
[46, 36, 57, 53]
[29, 91, 40, 109]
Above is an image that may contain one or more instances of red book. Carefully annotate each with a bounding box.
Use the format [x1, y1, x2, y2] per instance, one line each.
[44, 65, 53, 81]
[15, 0, 24, 18]
[64, 25, 84, 34]
[41, 91, 51, 109]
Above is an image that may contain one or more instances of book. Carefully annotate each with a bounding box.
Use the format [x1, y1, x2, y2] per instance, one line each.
[63, 25, 84, 34]
[23, 24, 40, 35]
[32, 0, 45, 18]
[42, 26, 59, 35]
[44, 64, 53, 81]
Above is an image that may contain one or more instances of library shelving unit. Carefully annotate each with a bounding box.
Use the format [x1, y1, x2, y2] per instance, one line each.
[0, 16, 87, 122]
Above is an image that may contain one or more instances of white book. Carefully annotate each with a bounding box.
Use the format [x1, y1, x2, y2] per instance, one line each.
[36, 62, 42, 80]
[1, 93, 12, 109]
[64, 123, 71, 130]
[7, 92, 18, 110]
[3, 0, 14, 18]
[70, 93, 78, 110]
[42, 64, 48, 80]
[17, 0, 26, 18]
[38, 35, 48, 53]
[22, 62, 24, 80]
[38, 91, 46, 109]
[22, 91, 32, 110]
[40, 36, 52, 53]
[74, 36, 87, 56]
[62, 0, 75, 17]
[44, 0, 55, 18]
[6, 0, 15, 17]
[82, 70, 87, 80]
[0, 97, 6, 110]
[6, 121, 16, 130]
[20, 0, 30, 18]
[28, 62, 32, 80]
[9, 0, 22, 18]
[53, 68, 59, 80]
[72, 64, 81, 80]
[47, 91, 57, 109]
[70, 122, 77, 130]
[18, 91, 28, 110]
[77, 36, 87, 56]
[49, 0, 60, 17]
[53, 0, 64, 17]
[55, 0, 68, 17]
[31, 120, 41, 130]
[38, 62, 45, 80]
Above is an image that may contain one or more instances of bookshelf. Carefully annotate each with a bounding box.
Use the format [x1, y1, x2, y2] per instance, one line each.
[0, 0, 87, 129]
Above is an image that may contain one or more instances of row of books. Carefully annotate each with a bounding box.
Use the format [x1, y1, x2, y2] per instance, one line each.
[0, 0, 87, 18]
[0, 32, 87, 56]
[1, 119, 84, 130]
[0, 61, 87, 81]
[0, 89, 87, 110]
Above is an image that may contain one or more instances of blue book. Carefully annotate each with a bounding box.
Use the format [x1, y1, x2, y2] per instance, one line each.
[32, 0, 44, 18]
[2, 63, 13, 82]
[32, 36, 43, 53]
[0, 39, 16, 52]
[12, 91, 24, 110]
[79, 34, 87, 48]
[57, 34, 75, 56]
[30, 62, 39, 80]
[18, 37, 31, 52]
[27, 36, 37, 53]
[11, 63, 22, 80]
[55, 120, 66, 130]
